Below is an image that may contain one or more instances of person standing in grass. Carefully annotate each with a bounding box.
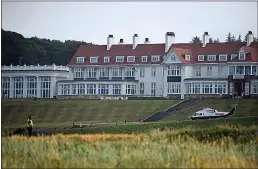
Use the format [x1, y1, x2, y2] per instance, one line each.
[26, 115, 34, 137]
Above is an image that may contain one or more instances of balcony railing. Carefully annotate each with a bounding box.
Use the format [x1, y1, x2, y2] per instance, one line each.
[1, 64, 69, 71]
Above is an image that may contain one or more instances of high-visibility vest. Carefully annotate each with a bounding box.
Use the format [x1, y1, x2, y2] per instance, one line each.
[27, 119, 33, 127]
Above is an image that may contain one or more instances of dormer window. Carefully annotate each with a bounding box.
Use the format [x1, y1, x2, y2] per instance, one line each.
[76, 56, 84, 63]
[198, 55, 204, 61]
[104, 56, 110, 63]
[185, 54, 191, 61]
[90, 56, 98, 63]
[142, 56, 148, 62]
[219, 54, 227, 61]
[208, 55, 216, 61]
[239, 52, 246, 60]
[151, 55, 160, 62]
[231, 54, 237, 60]
[127, 56, 135, 62]
[116, 56, 124, 62]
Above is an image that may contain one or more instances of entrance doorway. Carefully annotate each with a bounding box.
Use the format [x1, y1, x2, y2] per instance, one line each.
[234, 81, 244, 97]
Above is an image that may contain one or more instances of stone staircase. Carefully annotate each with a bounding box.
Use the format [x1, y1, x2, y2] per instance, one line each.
[142, 99, 201, 122]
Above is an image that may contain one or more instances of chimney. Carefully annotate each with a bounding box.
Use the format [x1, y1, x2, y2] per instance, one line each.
[119, 39, 124, 44]
[202, 32, 209, 47]
[165, 32, 175, 52]
[107, 34, 114, 50]
[133, 34, 138, 49]
[144, 38, 150, 44]
[247, 31, 254, 46]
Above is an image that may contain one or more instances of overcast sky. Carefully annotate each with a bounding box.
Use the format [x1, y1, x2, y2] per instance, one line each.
[2, 2, 257, 44]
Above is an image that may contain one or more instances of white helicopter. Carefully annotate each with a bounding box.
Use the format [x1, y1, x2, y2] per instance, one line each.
[189, 104, 238, 120]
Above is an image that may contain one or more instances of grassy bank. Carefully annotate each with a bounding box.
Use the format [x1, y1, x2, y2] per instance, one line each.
[2, 126, 257, 168]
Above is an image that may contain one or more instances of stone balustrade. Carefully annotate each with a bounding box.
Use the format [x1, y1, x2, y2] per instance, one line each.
[1, 64, 69, 71]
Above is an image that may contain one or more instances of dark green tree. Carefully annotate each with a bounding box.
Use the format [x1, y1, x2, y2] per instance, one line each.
[190, 36, 202, 44]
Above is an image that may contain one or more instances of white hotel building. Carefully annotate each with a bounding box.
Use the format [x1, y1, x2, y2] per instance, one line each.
[1, 31, 258, 99]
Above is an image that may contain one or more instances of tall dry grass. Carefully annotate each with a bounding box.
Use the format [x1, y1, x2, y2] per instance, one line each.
[2, 129, 257, 168]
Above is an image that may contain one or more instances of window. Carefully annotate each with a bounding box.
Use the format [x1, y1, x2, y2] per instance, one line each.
[236, 66, 244, 75]
[140, 67, 145, 78]
[207, 66, 212, 76]
[61, 84, 70, 95]
[1, 77, 10, 98]
[90, 57, 98, 63]
[98, 84, 109, 95]
[193, 83, 201, 94]
[195, 66, 201, 77]
[218, 66, 223, 77]
[252, 82, 258, 94]
[87, 84, 96, 94]
[100, 68, 109, 77]
[116, 56, 124, 62]
[13, 77, 23, 98]
[151, 82, 156, 96]
[27, 77, 37, 97]
[208, 55, 216, 61]
[231, 54, 237, 60]
[151, 67, 156, 77]
[185, 55, 191, 61]
[239, 53, 245, 60]
[151, 55, 160, 62]
[252, 66, 257, 75]
[142, 56, 148, 62]
[245, 66, 251, 75]
[112, 68, 122, 77]
[171, 54, 176, 61]
[167, 82, 181, 94]
[140, 82, 144, 95]
[198, 55, 204, 61]
[77, 84, 85, 95]
[168, 65, 181, 76]
[72, 84, 77, 95]
[219, 55, 227, 61]
[229, 66, 235, 75]
[126, 84, 136, 95]
[88, 68, 97, 78]
[74, 68, 84, 78]
[104, 56, 110, 63]
[185, 83, 192, 94]
[202, 83, 212, 94]
[76, 56, 84, 63]
[127, 56, 135, 62]
[215, 82, 226, 94]
[125, 67, 135, 77]
[40, 76, 51, 98]
[113, 84, 121, 95]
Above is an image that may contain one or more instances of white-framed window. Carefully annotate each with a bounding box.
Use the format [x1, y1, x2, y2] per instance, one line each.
[193, 83, 201, 94]
[231, 54, 237, 60]
[90, 56, 98, 63]
[77, 84, 85, 95]
[88, 68, 97, 78]
[142, 56, 148, 62]
[116, 56, 124, 62]
[76, 56, 84, 63]
[151, 82, 156, 96]
[104, 56, 110, 63]
[185, 83, 192, 94]
[239, 52, 245, 60]
[72, 84, 77, 95]
[87, 84, 96, 94]
[171, 54, 176, 61]
[219, 54, 227, 61]
[99, 68, 109, 77]
[195, 66, 201, 77]
[27, 77, 37, 97]
[74, 68, 84, 78]
[113, 84, 121, 95]
[61, 84, 70, 95]
[214, 82, 226, 94]
[168, 65, 181, 76]
[208, 55, 216, 61]
[151, 55, 160, 62]
[252, 82, 258, 94]
[125, 67, 135, 77]
[218, 66, 223, 77]
[140, 67, 145, 78]
[207, 66, 212, 76]
[198, 55, 204, 61]
[185, 54, 191, 61]
[140, 82, 144, 95]
[151, 67, 156, 77]
[13, 77, 23, 98]
[1, 77, 10, 98]
[202, 83, 212, 94]
[127, 56, 135, 62]
[98, 84, 109, 95]
[40, 76, 51, 98]
[112, 68, 122, 77]
[245, 66, 251, 75]
[236, 66, 244, 75]
[252, 66, 257, 75]
[229, 66, 235, 75]
[126, 84, 136, 95]
[167, 82, 181, 94]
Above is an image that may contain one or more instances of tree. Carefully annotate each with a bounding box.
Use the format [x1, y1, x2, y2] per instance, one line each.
[209, 38, 213, 43]
[236, 35, 242, 42]
[190, 36, 202, 44]
[213, 38, 220, 43]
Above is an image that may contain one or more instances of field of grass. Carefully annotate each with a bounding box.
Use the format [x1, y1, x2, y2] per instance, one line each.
[2, 125, 257, 168]
[1, 99, 179, 128]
